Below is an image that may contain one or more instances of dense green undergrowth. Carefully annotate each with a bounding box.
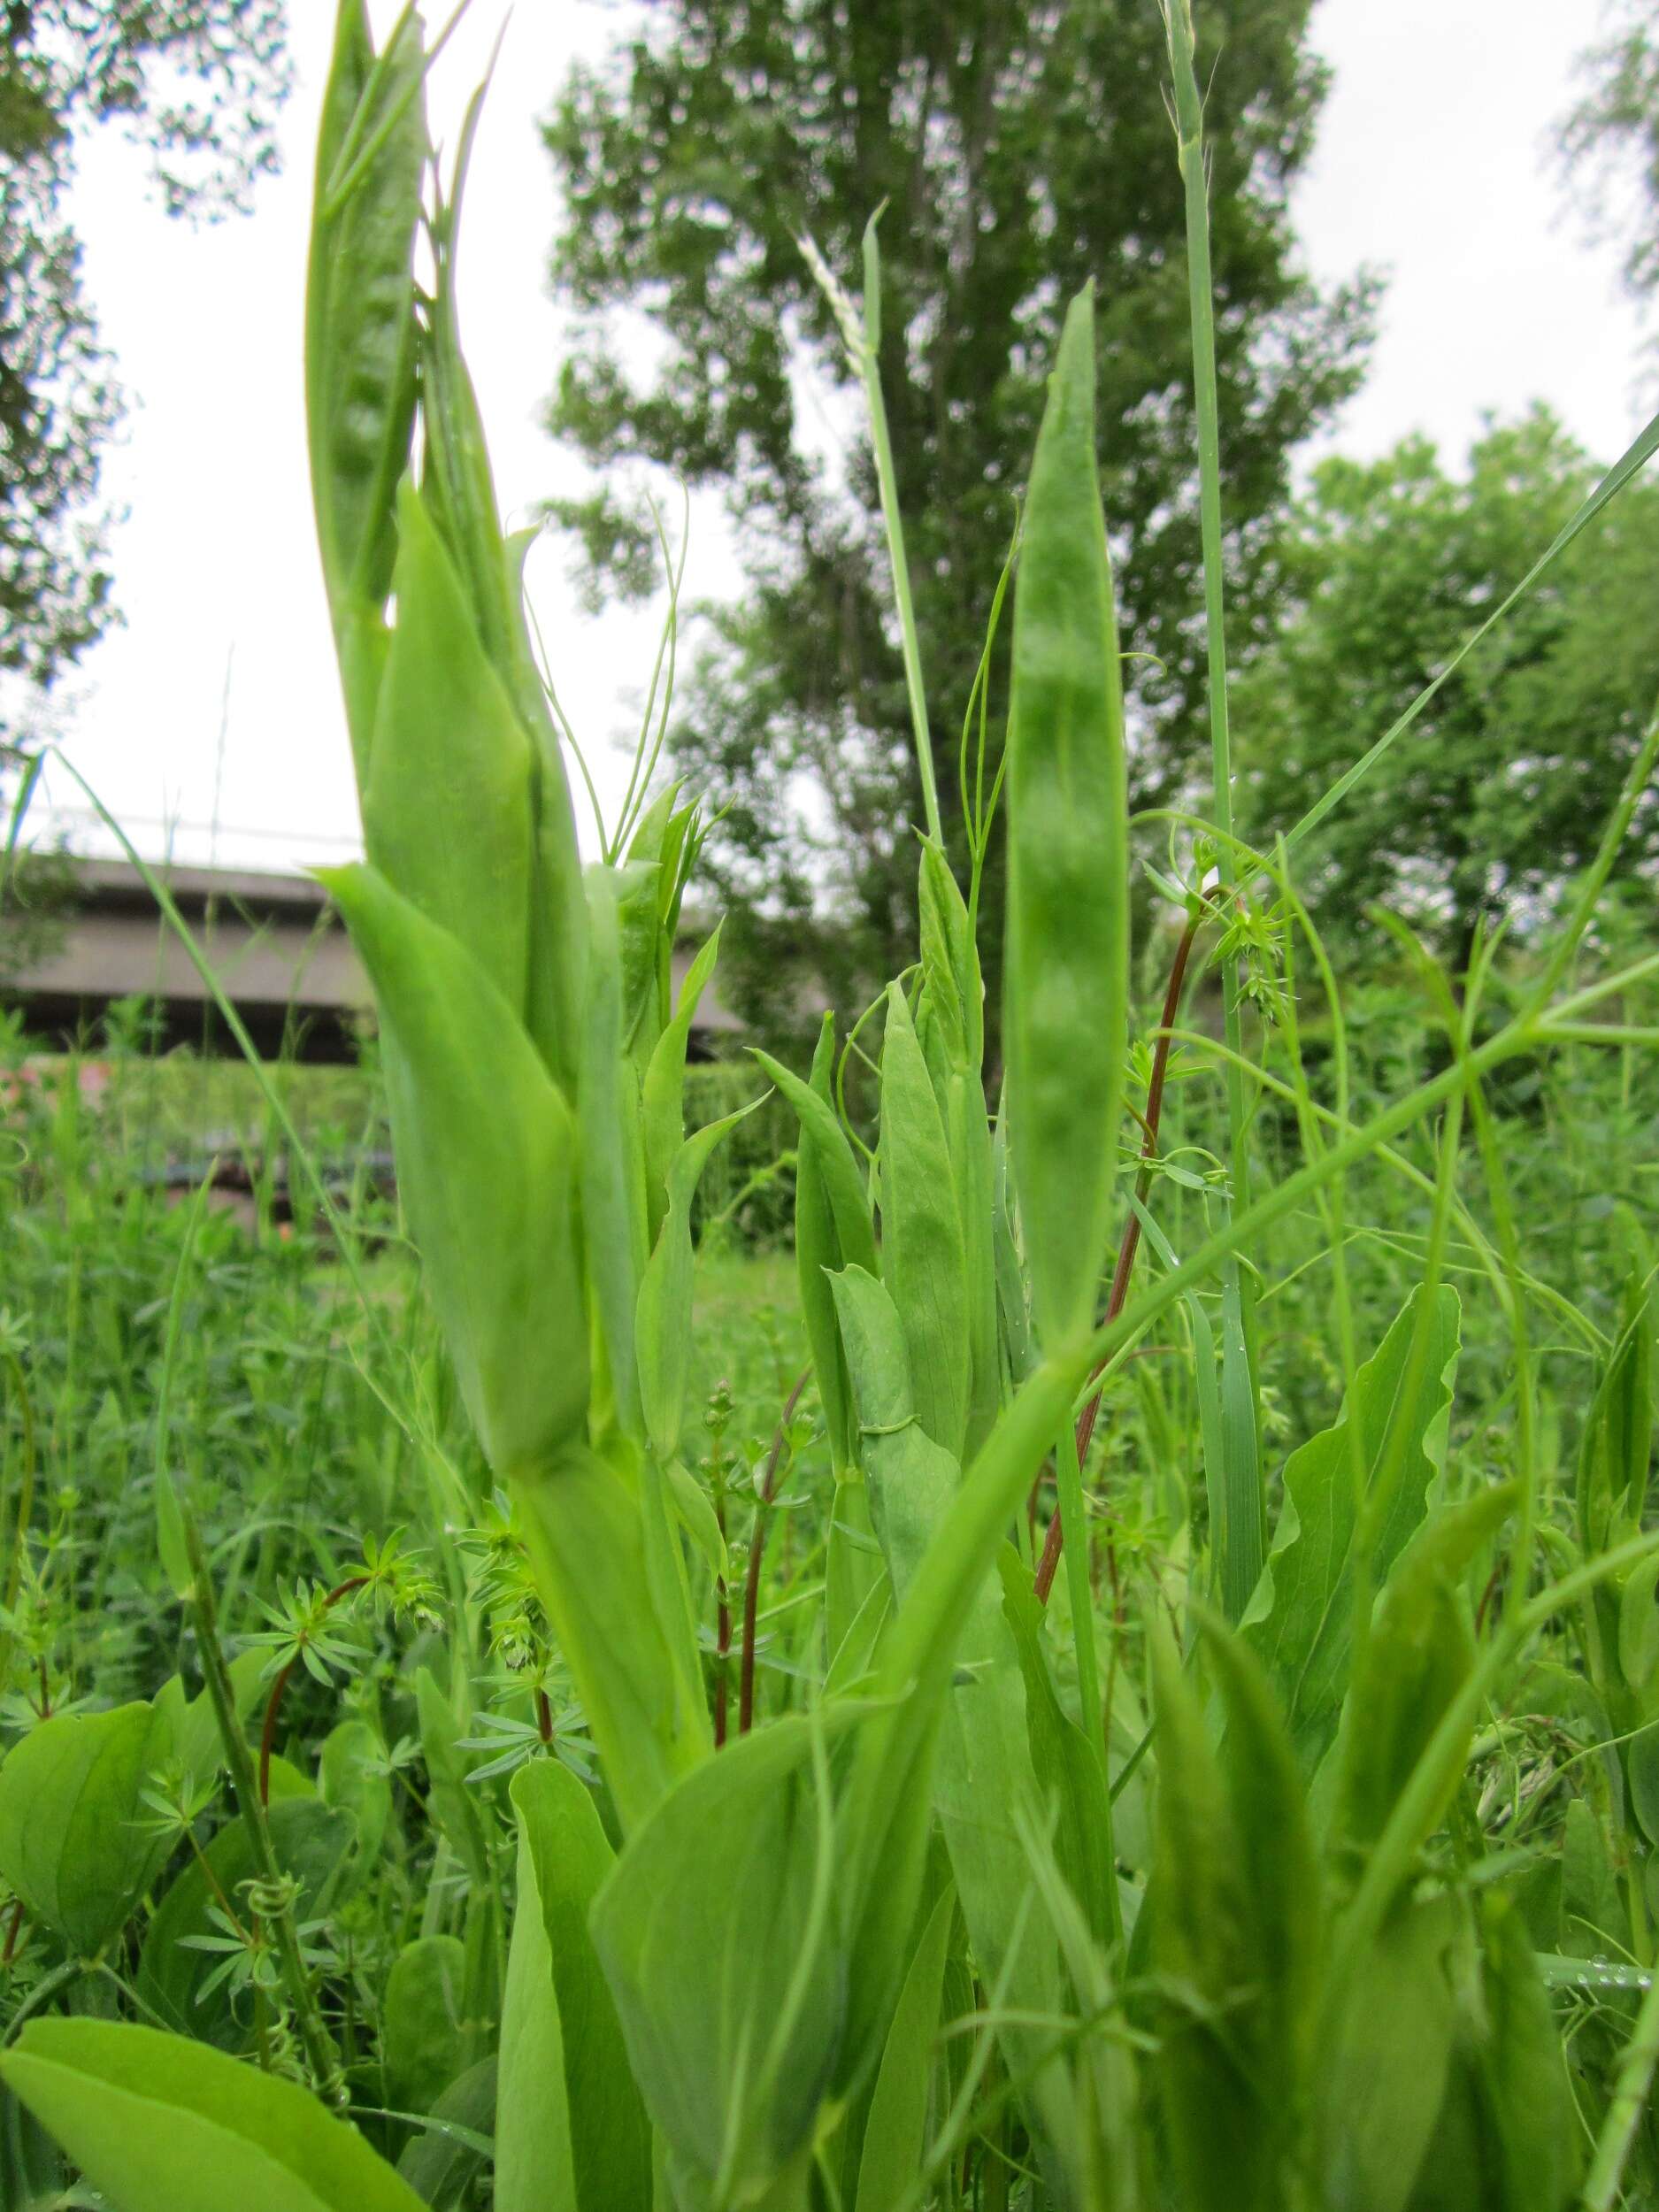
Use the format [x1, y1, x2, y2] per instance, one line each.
[5, 2, 1659, 2208]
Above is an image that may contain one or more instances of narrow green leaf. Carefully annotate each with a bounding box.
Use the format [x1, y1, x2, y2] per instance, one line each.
[636, 1098, 763, 1463]
[319, 863, 587, 1474]
[498, 1762, 650, 2212]
[641, 923, 723, 1246]
[853, 1886, 955, 2212]
[361, 479, 535, 1018]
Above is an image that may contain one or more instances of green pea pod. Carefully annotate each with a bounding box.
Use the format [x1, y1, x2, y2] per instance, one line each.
[362, 479, 534, 1018]
[319, 864, 587, 1473]
[641, 923, 724, 1247]
[635, 1098, 764, 1464]
[305, 1, 425, 775]
[1003, 282, 1129, 1353]
[877, 986, 969, 1459]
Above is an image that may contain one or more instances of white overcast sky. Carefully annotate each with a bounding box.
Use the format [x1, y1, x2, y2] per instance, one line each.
[27, 0, 1650, 873]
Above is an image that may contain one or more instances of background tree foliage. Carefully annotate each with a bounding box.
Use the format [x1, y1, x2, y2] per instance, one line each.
[544, 0, 1377, 1033]
[1237, 409, 1659, 962]
[1560, 0, 1659, 313]
[0, 1, 290, 732]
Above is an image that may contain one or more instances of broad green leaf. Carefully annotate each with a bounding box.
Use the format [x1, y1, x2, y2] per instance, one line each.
[1, 2018, 425, 2212]
[1320, 1896, 1459, 2212]
[590, 1712, 847, 2208]
[320, 863, 587, 1474]
[361, 479, 534, 1018]
[1241, 1285, 1461, 1766]
[636, 1098, 763, 1463]
[137, 1799, 356, 2047]
[498, 1761, 649, 2212]
[1337, 1483, 1516, 1856]
[515, 1442, 710, 1837]
[1149, 1614, 1317, 2212]
[853, 1885, 955, 2212]
[1002, 283, 1128, 1351]
[0, 1699, 173, 1956]
[384, 1938, 467, 2119]
[641, 924, 723, 1246]
[877, 985, 969, 1458]
[1618, 1552, 1659, 1691]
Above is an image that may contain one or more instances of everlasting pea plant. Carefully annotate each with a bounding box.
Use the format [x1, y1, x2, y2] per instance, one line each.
[12, 3, 1659, 2209]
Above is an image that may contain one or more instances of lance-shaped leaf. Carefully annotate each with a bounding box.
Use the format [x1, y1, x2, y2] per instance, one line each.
[853, 1884, 956, 2212]
[361, 480, 534, 1020]
[1, 2019, 425, 2212]
[1241, 1284, 1461, 1766]
[1336, 1482, 1516, 1858]
[320, 864, 587, 1472]
[497, 1761, 649, 2212]
[877, 986, 970, 1458]
[636, 1097, 764, 1464]
[514, 1443, 710, 1839]
[829, 1265, 1059, 2137]
[590, 1713, 848, 2208]
[305, 0, 425, 774]
[580, 867, 650, 1443]
[1150, 1613, 1317, 2212]
[1002, 284, 1129, 1352]
[641, 923, 723, 1247]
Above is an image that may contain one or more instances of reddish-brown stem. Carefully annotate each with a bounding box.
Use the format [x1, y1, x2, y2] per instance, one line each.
[713, 1488, 731, 1749]
[257, 1574, 369, 1804]
[738, 1369, 810, 1738]
[1035, 912, 1202, 1606]
[534, 1686, 554, 1746]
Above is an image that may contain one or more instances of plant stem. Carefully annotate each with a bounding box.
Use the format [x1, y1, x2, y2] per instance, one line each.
[185, 1513, 345, 2106]
[1165, 0, 1263, 1520]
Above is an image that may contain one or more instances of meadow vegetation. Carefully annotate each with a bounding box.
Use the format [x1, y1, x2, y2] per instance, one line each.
[4, 4, 1659, 2209]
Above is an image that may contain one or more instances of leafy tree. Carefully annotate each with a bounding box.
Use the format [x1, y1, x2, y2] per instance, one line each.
[1235, 410, 1659, 963]
[543, 0, 1377, 1033]
[1560, 0, 1659, 311]
[1, 2, 290, 731]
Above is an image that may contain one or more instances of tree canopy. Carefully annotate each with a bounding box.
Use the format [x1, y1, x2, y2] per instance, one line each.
[1, 1, 290, 730]
[1236, 410, 1659, 963]
[543, 0, 1376, 1031]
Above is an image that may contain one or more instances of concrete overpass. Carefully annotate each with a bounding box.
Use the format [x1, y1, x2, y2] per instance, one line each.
[4, 857, 741, 1064]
